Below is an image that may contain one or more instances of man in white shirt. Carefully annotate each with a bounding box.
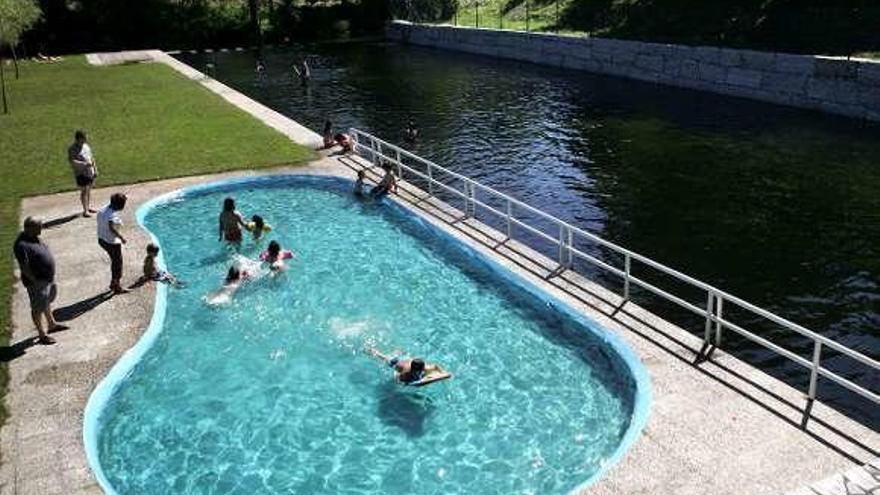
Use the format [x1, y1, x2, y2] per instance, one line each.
[68, 130, 98, 217]
[97, 193, 129, 294]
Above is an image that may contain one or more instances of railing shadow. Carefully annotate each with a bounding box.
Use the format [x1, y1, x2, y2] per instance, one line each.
[338, 154, 878, 462]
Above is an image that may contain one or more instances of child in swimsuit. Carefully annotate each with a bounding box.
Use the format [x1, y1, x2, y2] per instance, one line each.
[247, 214, 273, 241]
[141, 243, 182, 287]
[370, 164, 397, 199]
[354, 170, 367, 197]
[261, 240, 294, 272]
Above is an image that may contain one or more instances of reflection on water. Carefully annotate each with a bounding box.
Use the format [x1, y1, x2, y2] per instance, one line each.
[176, 43, 880, 426]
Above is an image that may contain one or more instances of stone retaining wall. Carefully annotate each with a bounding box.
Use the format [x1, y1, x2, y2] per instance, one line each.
[387, 21, 880, 121]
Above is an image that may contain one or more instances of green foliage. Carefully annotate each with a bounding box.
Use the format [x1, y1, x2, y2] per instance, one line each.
[0, 56, 314, 426]
[430, 0, 880, 55]
[0, 0, 41, 47]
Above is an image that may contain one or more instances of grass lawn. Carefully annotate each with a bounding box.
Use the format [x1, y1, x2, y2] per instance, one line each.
[0, 56, 315, 426]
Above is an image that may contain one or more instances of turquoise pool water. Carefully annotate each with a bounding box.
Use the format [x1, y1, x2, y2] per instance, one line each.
[88, 176, 649, 495]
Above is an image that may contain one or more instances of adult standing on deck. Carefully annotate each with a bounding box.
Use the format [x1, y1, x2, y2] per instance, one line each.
[68, 130, 98, 218]
[14, 216, 65, 344]
[97, 193, 130, 294]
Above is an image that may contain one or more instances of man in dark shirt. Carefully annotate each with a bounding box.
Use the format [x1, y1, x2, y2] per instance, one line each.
[13, 216, 64, 344]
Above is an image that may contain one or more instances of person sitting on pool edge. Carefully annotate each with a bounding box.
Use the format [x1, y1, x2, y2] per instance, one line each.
[370, 163, 397, 199]
[366, 346, 445, 385]
[218, 197, 247, 247]
[140, 243, 183, 287]
[334, 133, 354, 153]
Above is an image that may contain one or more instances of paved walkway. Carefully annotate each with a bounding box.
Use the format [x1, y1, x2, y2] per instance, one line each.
[0, 50, 876, 495]
[783, 459, 879, 495]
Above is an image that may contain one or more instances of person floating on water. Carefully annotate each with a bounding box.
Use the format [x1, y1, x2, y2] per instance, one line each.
[404, 120, 419, 142]
[366, 346, 452, 386]
[370, 163, 397, 199]
[247, 214, 273, 241]
[260, 240, 295, 272]
[140, 243, 183, 287]
[204, 266, 251, 305]
[219, 197, 248, 248]
[293, 59, 310, 85]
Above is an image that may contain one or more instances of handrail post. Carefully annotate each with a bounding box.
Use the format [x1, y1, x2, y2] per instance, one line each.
[623, 254, 631, 300]
[566, 227, 574, 268]
[704, 292, 714, 344]
[558, 224, 570, 268]
[808, 341, 822, 400]
[395, 149, 402, 179]
[505, 200, 512, 239]
[714, 295, 724, 346]
[427, 162, 434, 196]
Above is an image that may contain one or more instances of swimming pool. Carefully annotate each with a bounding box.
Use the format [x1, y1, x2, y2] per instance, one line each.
[85, 175, 650, 495]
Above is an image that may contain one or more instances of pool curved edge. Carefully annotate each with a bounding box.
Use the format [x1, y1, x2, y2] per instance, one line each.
[83, 174, 652, 495]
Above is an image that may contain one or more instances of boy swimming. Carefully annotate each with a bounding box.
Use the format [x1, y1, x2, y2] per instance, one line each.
[366, 346, 451, 386]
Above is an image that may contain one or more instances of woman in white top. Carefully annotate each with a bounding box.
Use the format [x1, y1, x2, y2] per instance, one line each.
[97, 193, 129, 294]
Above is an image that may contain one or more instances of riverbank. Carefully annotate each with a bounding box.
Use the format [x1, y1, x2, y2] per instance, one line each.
[388, 21, 880, 122]
[0, 56, 315, 428]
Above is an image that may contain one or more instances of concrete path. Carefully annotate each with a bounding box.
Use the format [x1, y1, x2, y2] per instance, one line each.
[784, 459, 880, 495]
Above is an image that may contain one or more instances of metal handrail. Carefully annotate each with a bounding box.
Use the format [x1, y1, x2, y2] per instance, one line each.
[348, 127, 880, 411]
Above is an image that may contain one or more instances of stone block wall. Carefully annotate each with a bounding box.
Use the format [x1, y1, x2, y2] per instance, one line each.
[387, 21, 879, 121]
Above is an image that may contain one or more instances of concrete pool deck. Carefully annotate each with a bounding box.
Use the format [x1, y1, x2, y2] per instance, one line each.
[0, 155, 877, 495]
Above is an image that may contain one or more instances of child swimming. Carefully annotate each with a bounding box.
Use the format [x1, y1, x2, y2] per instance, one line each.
[203, 265, 250, 305]
[140, 243, 182, 287]
[366, 346, 452, 386]
[247, 214, 273, 241]
[260, 240, 295, 272]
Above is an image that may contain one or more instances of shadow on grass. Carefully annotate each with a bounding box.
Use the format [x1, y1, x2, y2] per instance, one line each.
[52, 291, 113, 322]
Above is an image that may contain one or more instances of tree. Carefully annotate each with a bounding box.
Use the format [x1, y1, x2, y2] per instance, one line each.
[0, 0, 41, 113]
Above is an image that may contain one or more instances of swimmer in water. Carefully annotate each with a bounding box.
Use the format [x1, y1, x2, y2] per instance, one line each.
[260, 240, 294, 272]
[293, 59, 310, 85]
[218, 197, 248, 248]
[247, 214, 272, 241]
[366, 346, 448, 385]
[204, 266, 250, 305]
[404, 120, 419, 142]
[354, 170, 367, 197]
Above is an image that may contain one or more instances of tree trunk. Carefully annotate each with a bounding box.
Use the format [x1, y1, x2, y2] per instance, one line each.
[1, 53, 8, 114]
[248, 0, 263, 54]
[11, 45, 20, 80]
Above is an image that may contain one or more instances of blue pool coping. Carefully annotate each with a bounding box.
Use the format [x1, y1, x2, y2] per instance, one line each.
[83, 174, 652, 495]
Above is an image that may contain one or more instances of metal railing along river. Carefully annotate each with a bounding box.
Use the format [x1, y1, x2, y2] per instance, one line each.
[349, 127, 879, 420]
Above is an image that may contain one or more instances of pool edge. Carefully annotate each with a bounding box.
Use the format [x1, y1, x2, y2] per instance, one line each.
[82, 174, 652, 495]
